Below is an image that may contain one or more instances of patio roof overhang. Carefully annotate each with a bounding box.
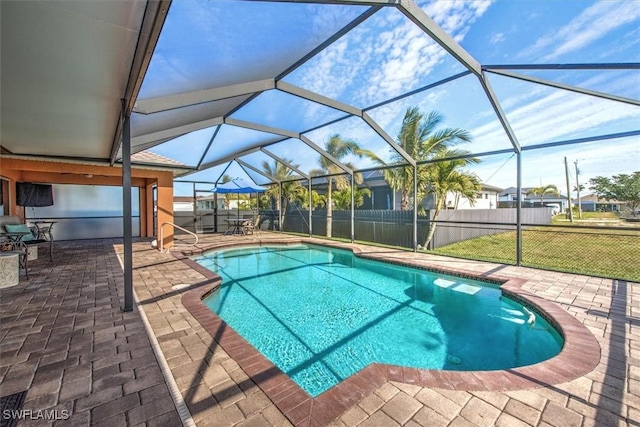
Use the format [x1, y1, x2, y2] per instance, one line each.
[0, 0, 170, 168]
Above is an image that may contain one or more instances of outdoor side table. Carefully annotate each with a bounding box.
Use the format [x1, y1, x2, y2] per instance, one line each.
[4, 232, 31, 279]
[0, 252, 20, 288]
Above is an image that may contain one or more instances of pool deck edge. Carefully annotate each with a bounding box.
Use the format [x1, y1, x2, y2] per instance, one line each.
[179, 238, 602, 427]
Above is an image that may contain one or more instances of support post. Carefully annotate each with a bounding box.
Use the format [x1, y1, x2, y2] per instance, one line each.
[574, 160, 582, 219]
[279, 182, 283, 233]
[122, 112, 133, 312]
[192, 182, 197, 233]
[308, 179, 312, 236]
[413, 164, 418, 252]
[564, 157, 574, 222]
[350, 174, 355, 243]
[516, 151, 522, 266]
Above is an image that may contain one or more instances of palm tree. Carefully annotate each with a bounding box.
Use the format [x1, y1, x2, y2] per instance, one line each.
[332, 187, 371, 210]
[261, 159, 305, 229]
[376, 108, 472, 211]
[219, 174, 232, 209]
[420, 150, 481, 249]
[526, 184, 560, 207]
[364, 107, 480, 249]
[295, 188, 326, 210]
[310, 134, 365, 237]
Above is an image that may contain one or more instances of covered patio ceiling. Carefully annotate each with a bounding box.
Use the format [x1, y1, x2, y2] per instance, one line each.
[1, 0, 639, 185]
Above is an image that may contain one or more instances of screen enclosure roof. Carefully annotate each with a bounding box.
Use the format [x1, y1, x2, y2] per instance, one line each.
[1, 0, 638, 185]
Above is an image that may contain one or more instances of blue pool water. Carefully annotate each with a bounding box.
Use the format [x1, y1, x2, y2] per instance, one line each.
[195, 244, 563, 397]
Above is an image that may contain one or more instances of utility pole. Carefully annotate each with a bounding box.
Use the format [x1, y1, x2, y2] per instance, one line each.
[574, 160, 582, 219]
[564, 157, 574, 223]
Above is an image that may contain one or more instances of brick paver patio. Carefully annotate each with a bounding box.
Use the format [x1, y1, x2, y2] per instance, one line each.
[0, 233, 637, 426]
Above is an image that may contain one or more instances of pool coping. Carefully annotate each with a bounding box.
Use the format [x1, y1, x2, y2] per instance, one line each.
[177, 238, 601, 427]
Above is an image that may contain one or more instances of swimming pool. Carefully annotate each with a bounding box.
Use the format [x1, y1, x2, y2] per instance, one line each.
[195, 244, 563, 397]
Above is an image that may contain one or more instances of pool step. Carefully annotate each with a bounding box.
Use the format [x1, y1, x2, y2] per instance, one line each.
[433, 278, 481, 295]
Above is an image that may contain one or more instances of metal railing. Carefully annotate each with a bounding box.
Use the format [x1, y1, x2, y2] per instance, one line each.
[158, 222, 198, 253]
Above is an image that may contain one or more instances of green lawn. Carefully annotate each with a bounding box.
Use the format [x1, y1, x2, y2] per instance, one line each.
[431, 228, 640, 282]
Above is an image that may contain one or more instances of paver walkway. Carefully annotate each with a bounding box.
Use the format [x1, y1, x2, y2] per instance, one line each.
[0, 239, 181, 426]
[0, 234, 637, 426]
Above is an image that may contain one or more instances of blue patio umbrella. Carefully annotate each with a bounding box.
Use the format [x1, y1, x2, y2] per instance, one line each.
[211, 178, 267, 194]
[211, 178, 267, 218]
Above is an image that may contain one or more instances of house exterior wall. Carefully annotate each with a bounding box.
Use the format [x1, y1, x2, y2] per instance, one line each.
[174, 201, 194, 211]
[0, 157, 174, 246]
[445, 190, 499, 210]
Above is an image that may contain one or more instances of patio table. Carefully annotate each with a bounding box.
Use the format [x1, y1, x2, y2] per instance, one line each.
[32, 221, 56, 241]
[224, 219, 248, 236]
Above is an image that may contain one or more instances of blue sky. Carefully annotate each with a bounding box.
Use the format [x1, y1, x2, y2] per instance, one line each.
[136, 0, 640, 197]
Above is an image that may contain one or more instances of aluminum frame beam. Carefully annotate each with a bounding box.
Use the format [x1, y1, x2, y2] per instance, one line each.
[276, 81, 362, 116]
[225, 118, 299, 139]
[200, 146, 264, 171]
[260, 147, 309, 179]
[131, 117, 223, 147]
[197, 125, 221, 169]
[236, 159, 279, 183]
[521, 130, 640, 152]
[276, 6, 382, 80]
[299, 135, 353, 175]
[484, 63, 640, 70]
[397, 0, 481, 76]
[214, 161, 233, 185]
[241, 0, 398, 6]
[478, 73, 522, 153]
[486, 69, 640, 107]
[110, 0, 172, 165]
[225, 118, 354, 175]
[362, 112, 415, 166]
[133, 79, 276, 114]
[277, 81, 416, 166]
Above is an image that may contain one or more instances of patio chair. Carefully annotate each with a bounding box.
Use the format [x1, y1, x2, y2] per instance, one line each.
[0, 215, 53, 262]
[243, 216, 261, 235]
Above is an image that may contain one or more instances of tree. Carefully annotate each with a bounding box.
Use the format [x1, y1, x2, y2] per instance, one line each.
[526, 184, 560, 207]
[589, 172, 640, 216]
[378, 108, 472, 211]
[420, 150, 481, 249]
[365, 107, 480, 249]
[310, 134, 365, 237]
[261, 159, 306, 229]
[219, 174, 232, 209]
[573, 184, 585, 193]
[295, 189, 326, 210]
[332, 187, 371, 210]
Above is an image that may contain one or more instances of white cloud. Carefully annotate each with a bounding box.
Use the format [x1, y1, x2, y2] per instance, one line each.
[291, 1, 494, 109]
[471, 71, 640, 152]
[504, 86, 639, 146]
[490, 33, 505, 45]
[520, 1, 640, 61]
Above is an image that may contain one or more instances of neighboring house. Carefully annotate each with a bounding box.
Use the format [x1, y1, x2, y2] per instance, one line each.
[360, 171, 394, 210]
[579, 194, 624, 212]
[173, 196, 194, 212]
[174, 195, 229, 211]
[195, 194, 226, 210]
[498, 186, 526, 204]
[499, 186, 569, 210]
[444, 184, 502, 210]
[359, 171, 500, 210]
